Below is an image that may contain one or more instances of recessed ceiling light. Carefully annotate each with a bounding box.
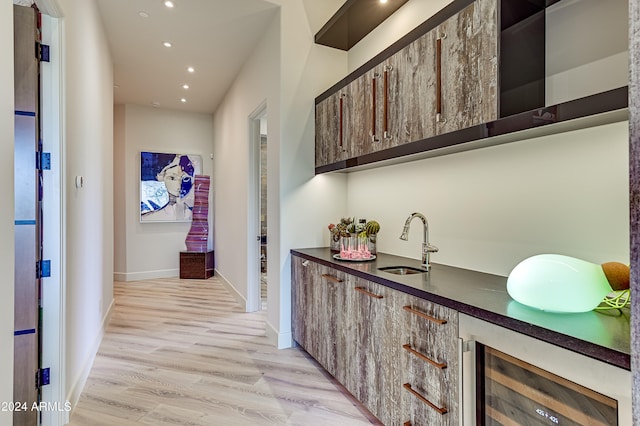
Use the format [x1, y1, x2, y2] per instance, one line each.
[180, 98, 187, 103]
[380, 0, 388, 3]
[138, 11, 149, 18]
[163, 41, 172, 48]
[164, 1, 175, 8]
[182, 84, 189, 90]
[187, 66, 195, 73]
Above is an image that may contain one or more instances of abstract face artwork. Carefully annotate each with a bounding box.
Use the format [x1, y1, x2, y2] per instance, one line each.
[140, 152, 203, 222]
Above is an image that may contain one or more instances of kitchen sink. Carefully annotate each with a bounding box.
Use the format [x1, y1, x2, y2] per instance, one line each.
[378, 266, 427, 275]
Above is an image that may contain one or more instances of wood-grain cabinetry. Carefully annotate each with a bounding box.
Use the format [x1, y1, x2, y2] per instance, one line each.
[434, 0, 498, 136]
[342, 277, 403, 425]
[315, 0, 630, 174]
[291, 256, 347, 377]
[315, 0, 498, 168]
[398, 295, 459, 425]
[291, 255, 459, 425]
[315, 91, 347, 167]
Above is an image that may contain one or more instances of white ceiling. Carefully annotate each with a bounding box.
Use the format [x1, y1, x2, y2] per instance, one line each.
[94, 0, 279, 114]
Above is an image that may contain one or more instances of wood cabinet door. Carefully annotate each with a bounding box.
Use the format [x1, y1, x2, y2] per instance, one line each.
[315, 90, 350, 167]
[345, 70, 375, 158]
[291, 256, 313, 351]
[291, 256, 346, 376]
[341, 277, 402, 425]
[436, 0, 498, 136]
[388, 30, 438, 147]
[313, 265, 347, 376]
[399, 296, 459, 426]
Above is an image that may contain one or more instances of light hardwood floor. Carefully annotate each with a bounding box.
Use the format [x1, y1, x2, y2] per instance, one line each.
[68, 277, 381, 425]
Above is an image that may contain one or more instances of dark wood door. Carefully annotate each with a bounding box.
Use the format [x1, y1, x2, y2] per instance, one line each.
[13, 5, 42, 425]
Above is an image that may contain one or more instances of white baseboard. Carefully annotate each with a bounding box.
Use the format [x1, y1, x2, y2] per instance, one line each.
[113, 269, 178, 282]
[66, 298, 114, 412]
[265, 321, 293, 349]
[214, 269, 247, 311]
[210, 271, 292, 349]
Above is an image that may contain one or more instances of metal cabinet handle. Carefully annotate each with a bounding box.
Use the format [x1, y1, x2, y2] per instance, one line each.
[371, 74, 380, 143]
[339, 93, 345, 150]
[436, 33, 447, 124]
[403, 383, 448, 415]
[321, 273, 343, 283]
[355, 286, 383, 299]
[383, 65, 392, 139]
[403, 343, 447, 369]
[403, 305, 447, 325]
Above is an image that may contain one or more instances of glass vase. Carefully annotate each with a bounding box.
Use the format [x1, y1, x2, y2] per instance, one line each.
[368, 234, 377, 255]
[330, 231, 340, 252]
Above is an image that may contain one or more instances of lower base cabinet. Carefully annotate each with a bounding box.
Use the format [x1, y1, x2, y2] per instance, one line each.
[399, 294, 459, 425]
[291, 256, 347, 377]
[292, 255, 459, 425]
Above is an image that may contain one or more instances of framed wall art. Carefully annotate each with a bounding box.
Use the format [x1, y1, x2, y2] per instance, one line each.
[140, 151, 203, 222]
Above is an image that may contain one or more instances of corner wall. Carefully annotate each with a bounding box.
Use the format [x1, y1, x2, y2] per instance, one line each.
[212, 11, 281, 319]
[212, 0, 349, 347]
[0, 0, 15, 422]
[113, 104, 214, 281]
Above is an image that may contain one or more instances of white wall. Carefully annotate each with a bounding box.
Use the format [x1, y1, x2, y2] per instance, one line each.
[0, 0, 15, 423]
[212, 0, 349, 347]
[113, 104, 214, 281]
[275, 0, 352, 347]
[347, 122, 629, 276]
[212, 9, 280, 325]
[57, 0, 115, 410]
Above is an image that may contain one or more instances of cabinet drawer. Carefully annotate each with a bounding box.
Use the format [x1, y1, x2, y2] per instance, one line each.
[399, 295, 459, 425]
[401, 297, 457, 343]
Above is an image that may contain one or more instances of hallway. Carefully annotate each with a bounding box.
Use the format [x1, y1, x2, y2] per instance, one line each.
[68, 277, 380, 425]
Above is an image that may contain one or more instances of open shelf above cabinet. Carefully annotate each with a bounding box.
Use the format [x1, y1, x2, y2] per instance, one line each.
[315, 0, 410, 51]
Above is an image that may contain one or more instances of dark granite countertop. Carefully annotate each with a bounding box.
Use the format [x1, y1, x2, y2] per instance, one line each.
[291, 247, 631, 370]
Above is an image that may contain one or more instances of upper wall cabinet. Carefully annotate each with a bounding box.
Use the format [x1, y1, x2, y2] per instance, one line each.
[433, 0, 498, 135]
[314, 0, 629, 174]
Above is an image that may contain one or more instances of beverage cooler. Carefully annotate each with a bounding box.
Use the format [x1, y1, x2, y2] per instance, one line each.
[459, 314, 631, 425]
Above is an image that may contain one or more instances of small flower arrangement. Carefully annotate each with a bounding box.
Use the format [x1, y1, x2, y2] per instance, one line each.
[328, 217, 380, 255]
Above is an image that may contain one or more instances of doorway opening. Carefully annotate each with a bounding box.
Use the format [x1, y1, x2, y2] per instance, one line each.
[248, 102, 267, 312]
[259, 127, 267, 310]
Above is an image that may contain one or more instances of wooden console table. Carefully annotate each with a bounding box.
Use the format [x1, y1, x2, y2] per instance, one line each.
[179, 250, 214, 279]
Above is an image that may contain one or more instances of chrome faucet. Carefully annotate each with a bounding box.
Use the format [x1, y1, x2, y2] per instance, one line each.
[400, 212, 439, 271]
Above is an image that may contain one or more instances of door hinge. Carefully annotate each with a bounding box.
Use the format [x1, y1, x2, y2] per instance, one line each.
[37, 152, 51, 170]
[36, 368, 51, 387]
[37, 260, 51, 279]
[37, 42, 50, 62]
